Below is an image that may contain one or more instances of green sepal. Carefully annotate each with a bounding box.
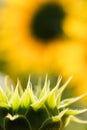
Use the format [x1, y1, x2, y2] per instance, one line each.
[62, 115, 87, 128]
[5, 76, 14, 100]
[65, 109, 87, 115]
[39, 75, 50, 99]
[4, 114, 31, 130]
[61, 108, 87, 128]
[59, 92, 87, 109]
[16, 79, 24, 96]
[70, 115, 87, 124]
[18, 84, 31, 114]
[5, 84, 14, 100]
[57, 77, 72, 108]
[31, 94, 47, 111]
[9, 82, 20, 113]
[46, 81, 60, 109]
[0, 87, 7, 103]
[26, 78, 35, 103]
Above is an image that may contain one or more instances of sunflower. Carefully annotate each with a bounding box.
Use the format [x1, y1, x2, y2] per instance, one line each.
[1, 0, 87, 97]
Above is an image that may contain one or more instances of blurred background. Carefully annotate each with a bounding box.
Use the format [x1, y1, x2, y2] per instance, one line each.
[0, 0, 87, 129]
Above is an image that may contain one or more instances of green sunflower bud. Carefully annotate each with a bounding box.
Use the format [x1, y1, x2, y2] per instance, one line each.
[0, 76, 87, 130]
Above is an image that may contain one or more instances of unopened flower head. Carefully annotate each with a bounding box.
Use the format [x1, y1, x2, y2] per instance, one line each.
[0, 76, 87, 130]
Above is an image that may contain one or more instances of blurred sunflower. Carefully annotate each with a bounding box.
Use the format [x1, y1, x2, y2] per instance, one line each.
[1, 0, 87, 97]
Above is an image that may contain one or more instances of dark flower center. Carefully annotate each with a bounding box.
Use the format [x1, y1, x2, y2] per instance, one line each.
[31, 2, 66, 42]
